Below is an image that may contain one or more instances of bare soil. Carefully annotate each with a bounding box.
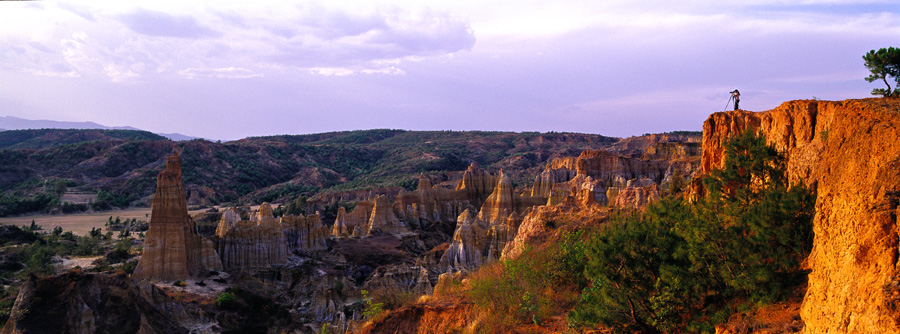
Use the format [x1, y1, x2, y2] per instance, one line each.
[0, 207, 222, 236]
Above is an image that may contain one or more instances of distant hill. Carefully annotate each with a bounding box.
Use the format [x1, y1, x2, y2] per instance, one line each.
[0, 128, 167, 150]
[0, 129, 700, 213]
[0, 116, 198, 141]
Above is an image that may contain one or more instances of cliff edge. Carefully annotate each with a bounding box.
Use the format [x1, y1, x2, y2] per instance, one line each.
[701, 98, 900, 333]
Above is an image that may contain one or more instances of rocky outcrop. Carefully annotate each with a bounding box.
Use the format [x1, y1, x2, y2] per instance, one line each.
[214, 203, 288, 271]
[333, 200, 375, 238]
[607, 180, 660, 209]
[699, 98, 900, 333]
[214, 208, 242, 236]
[501, 190, 607, 261]
[133, 153, 223, 281]
[2, 272, 214, 334]
[363, 265, 434, 298]
[392, 178, 473, 232]
[531, 148, 696, 205]
[366, 195, 411, 235]
[455, 164, 498, 201]
[440, 171, 542, 271]
[282, 212, 329, 251]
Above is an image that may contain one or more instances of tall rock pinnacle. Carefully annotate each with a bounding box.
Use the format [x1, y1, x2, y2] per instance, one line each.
[133, 153, 223, 281]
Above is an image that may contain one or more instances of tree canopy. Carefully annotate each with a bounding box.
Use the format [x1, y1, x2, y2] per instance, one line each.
[863, 47, 900, 97]
[570, 130, 815, 333]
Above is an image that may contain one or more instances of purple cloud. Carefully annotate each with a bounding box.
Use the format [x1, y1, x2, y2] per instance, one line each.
[120, 9, 220, 39]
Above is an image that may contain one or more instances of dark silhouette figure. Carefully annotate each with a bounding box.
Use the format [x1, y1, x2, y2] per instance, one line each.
[731, 89, 740, 110]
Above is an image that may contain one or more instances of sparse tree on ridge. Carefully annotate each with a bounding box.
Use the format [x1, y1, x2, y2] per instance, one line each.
[863, 47, 900, 97]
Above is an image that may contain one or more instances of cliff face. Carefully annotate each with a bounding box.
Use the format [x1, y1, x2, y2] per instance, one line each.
[531, 146, 696, 206]
[133, 153, 223, 281]
[214, 203, 289, 271]
[700, 98, 900, 333]
[282, 212, 330, 251]
[2, 272, 214, 334]
[440, 172, 544, 271]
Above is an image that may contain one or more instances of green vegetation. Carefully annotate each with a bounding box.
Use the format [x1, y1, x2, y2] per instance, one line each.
[216, 292, 238, 309]
[466, 231, 589, 332]
[361, 289, 385, 321]
[0, 193, 57, 217]
[863, 47, 900, 97]
[0, 128, 166, 150]
[570, 130, 814, 332]
[2, 129, 621, 213]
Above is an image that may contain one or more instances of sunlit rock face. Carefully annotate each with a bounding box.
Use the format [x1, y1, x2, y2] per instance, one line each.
[133, 153, 223, 281]
[440, 171, 542, 271]
[700, 99, 900, 333]
[532, 147, 695, 206]
[455, 164, 498, 202]
[365, 194, 411, 235]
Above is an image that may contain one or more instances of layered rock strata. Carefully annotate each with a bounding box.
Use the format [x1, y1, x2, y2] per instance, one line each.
[282, 212, 329, 251]
[133, 153, 223, 281]
[699, 99, 900, 333]
[392, 178, 473, 232]
[531, 148, 696, 205]
[366, 194, 411, 235]
[214, 203, 289, 271]
[440, 171, 543, 271]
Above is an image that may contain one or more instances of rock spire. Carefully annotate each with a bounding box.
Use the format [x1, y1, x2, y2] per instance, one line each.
[133, 153, 223, 281]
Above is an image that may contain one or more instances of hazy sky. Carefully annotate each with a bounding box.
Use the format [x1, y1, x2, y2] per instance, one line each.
[1, 1, 898, 140]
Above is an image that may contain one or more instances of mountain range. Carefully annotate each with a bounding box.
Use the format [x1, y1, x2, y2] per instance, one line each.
[0, 116, 198, 141]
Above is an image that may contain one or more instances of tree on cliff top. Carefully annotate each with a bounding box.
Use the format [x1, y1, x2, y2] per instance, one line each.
[863, 47, 900, 97]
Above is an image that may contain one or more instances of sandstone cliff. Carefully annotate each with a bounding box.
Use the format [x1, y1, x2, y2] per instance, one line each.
[333, 200, 375, 238]
[531, 147, 695, 206]
[214, 203, 289, 271]
[366, 194, 411, 235]
[133, 153, 223, 281]
[282, 212, 329, 251]
[699, 98, 900, 333]
[455, 164, 498, 201]
[440, 171, 543, 271]
[393, 178, 473, 232]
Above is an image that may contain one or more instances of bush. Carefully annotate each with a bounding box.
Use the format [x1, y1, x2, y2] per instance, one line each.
[0, 193, 56, 217]
[468, 240, 586, 331]
[216, 292, 238, 309]
[361, 290, 384, 321]
[571, 130, 815, 332]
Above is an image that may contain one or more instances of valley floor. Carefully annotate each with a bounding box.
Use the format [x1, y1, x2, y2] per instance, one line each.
[0, 206, 250, 236]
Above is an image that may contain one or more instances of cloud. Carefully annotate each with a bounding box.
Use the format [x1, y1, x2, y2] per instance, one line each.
[308, 67, 356, 76]
[307, 65, 406, 76]
[104, 64, 140, 82]
[260, 6, 476, 67]
[178, 67, 263, 79]
[119, 8, 220, 38]
[0, 3, 476, 83]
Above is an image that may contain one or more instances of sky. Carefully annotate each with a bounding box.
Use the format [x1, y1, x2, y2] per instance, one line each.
[1, 1, 898, 141]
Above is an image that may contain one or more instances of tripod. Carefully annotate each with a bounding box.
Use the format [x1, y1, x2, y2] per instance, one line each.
[723, 96, 733, 112]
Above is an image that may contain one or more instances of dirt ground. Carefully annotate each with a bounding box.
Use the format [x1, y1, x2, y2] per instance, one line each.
[0, 207, 223, 236]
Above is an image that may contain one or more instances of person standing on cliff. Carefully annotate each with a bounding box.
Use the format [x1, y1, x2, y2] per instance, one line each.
[731, 89, 741, 110]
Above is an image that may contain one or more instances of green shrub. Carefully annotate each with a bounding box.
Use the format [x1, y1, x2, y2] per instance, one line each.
[571, 130, 815, 332]
[216, 292, 238, 309]
[361, 290, 384, 321]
